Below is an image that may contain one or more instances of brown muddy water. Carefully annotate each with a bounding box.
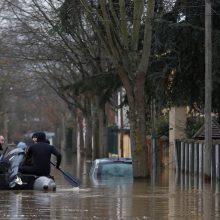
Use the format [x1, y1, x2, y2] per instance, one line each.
[0, 149, 220, 220]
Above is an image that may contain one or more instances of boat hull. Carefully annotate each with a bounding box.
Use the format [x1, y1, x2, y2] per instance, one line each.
[0, 174, 56, 191]
[0, 148, 56, 191]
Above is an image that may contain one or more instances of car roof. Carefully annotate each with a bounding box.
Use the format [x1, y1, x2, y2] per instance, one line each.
[93, 158, 132, 163]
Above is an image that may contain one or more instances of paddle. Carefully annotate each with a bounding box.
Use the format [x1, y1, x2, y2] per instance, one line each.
[50, 161, 80, 187]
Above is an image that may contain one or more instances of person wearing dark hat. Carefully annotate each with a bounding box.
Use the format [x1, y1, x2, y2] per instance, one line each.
[19, 132, 62, 176]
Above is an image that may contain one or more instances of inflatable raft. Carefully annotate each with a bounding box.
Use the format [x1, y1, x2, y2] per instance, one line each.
[0, 148, 56, 191]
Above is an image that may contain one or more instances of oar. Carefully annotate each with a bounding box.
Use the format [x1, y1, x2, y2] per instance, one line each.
[50, 161, 80, 187]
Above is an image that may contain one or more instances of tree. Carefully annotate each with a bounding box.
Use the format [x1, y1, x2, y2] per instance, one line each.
[73, 0, 156, 177]
[3, 0, 122, 157]
[4, 0, 156, 177]
[148, 0, 220, 112]
[0, 0, 70, 143]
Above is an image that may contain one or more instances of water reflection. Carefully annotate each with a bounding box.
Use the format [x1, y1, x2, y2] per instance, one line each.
[90, 176, 133, 187]
[0, 191, 53, 219]
[171, 171, 220, 220]
[0, 149, 220, 219]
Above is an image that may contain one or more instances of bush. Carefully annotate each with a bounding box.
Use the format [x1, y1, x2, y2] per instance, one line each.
[156, 115, 169, 137]
[146, 114, 169, 137]
[185, 116, 204, 139]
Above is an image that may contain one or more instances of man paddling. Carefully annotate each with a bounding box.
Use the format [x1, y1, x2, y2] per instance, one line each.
[19, 132, 62, 176]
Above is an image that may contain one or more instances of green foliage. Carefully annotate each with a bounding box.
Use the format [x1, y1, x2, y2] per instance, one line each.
[147, 0, 220, 112]
[156, 115, 169, 137]
[150, 21, 205, 108]
[185, 116, 204, 139]
[146, 113, 169, 137]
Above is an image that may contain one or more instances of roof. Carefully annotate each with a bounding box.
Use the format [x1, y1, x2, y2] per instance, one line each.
[193, 118, 220, 139]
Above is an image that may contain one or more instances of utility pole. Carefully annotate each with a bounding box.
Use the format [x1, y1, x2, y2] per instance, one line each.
[204, 0, 212, 180]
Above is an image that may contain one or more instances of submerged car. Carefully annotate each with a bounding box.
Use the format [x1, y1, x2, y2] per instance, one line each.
[89, 158, 133, 178]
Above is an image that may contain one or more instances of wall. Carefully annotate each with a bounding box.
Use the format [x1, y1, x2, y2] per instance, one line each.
[169, 106, 187, 168]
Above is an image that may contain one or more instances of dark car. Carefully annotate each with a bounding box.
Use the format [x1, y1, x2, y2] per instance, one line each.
[89, 158, 133, 178]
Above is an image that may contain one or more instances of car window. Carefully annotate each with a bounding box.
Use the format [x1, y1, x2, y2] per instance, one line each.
[99, 162, 133, 177]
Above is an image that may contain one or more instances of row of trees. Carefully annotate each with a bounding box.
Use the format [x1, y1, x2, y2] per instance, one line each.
[0, 1, 67, 143]
[1, 0, 220, 178]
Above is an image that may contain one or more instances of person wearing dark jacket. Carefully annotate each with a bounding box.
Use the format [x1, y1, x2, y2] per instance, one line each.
[19, 132, 61, 176]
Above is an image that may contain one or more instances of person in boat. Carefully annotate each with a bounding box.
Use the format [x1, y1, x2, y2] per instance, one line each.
[32, 133, 37, 144]
[0, 135, 7, 173]
[19, 132, 62, 177]
[0, 135, 5, 154]
[17, 142, 27, 151]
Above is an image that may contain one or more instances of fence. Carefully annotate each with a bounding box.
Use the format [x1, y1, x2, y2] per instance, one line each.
[146, 135, 169, 171]
[174, 139, 220, 181]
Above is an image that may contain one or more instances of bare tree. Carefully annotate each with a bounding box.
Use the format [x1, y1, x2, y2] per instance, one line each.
[3, 0, 156, 177]
[2, 0, 120, 157]
[78, 0, 156, 177]
[0, 0, 69, 144]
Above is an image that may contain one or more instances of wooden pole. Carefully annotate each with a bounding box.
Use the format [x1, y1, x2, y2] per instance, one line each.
[204, 0, 212, 180]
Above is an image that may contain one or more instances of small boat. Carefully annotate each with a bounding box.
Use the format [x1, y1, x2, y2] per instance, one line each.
[0, 148, 56, 191]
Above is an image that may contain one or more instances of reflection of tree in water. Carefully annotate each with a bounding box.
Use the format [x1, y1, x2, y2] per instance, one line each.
[8, 192, 52, 219]
[0, 157, 220, 219]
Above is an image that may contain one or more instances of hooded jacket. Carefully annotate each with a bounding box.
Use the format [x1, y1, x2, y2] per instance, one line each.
[19, 132, 61, 176]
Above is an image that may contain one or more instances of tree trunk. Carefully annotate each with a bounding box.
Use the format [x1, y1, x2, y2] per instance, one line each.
[116, 64, 149, 177]
[92, 108, 99, 159]
[80, 0, 155, 177]
[98, 106, 108, 158]
[85, 115, 93, 158]
[130, 85, 148, 178]
[71, 113, 77, 153]
[77, 111, 85, 155]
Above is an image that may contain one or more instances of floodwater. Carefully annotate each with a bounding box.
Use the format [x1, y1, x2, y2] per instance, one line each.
[0, 149, 220, 220]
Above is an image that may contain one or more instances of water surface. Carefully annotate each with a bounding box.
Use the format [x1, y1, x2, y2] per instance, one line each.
[0, 150, 219, 220]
